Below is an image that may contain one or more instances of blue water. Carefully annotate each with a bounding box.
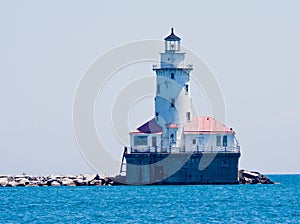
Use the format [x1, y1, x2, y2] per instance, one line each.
[0, 175, 299, 223]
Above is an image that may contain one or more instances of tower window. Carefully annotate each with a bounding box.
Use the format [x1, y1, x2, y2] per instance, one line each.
[155, 112, 159, 120]
[192, 139, 196, 145]
[171, 73, 174, 79]
[170, 98, 175, 108]
[186, 112, 191, 121]
[157, 85, 160, 94]
[185, 84, 189, 93]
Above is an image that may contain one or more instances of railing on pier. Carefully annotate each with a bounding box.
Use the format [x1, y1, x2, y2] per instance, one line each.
[127, 145, 240, 154]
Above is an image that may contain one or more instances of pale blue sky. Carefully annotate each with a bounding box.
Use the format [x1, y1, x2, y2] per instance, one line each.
[0, 0, 299, 175]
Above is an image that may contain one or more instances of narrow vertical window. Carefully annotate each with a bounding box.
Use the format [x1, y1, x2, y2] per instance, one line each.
[223, 136, 228, 147]
[157, 85, 160, 94]
[170, 98, 175, 108]
[186, 112, 191, 121]
[216, 136, 221, 146]
[155, 112, 159, 121]
[152, 136, 157, 147]
[192, 139, 196, 145]
[171, 73, 174, 79]
[185, 84, 189, 93]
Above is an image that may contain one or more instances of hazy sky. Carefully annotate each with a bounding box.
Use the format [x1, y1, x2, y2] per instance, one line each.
[1, 0, 299, 175]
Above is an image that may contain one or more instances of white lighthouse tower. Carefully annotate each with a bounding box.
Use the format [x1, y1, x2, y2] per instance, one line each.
[153, 28, 193, 150]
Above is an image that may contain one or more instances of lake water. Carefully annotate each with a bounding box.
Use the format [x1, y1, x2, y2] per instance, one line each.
[0, 175, 299, 223]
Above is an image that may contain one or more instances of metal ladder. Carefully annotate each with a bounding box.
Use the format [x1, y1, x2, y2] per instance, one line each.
[119, 147, 127, 174]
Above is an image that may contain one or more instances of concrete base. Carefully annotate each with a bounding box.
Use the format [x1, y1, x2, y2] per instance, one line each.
[124, 152, 240, 185]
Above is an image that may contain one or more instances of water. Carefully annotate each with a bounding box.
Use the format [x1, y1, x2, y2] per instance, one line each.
[0, 175, 299, 223]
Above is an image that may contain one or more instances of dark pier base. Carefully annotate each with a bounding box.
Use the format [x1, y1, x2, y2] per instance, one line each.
[122, 152, 241, 185]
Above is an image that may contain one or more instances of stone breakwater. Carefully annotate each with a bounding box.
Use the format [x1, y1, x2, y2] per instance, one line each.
[0, 174, 113, 187]
[0, 170, 274, 187]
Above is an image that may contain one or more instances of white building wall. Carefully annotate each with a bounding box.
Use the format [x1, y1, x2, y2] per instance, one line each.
[184, 133, 235, 152]
[160, 52, 185, 68]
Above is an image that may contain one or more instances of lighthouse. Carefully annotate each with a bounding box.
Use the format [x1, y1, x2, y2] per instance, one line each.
[119, 29, 241, 185]
[154, 28, 192, 151]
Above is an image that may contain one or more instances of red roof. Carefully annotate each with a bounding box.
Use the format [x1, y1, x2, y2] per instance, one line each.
[130, 116, 234, 135]
[184, 116, 234, 134]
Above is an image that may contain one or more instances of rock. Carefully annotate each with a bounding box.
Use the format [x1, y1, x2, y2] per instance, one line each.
[74, 179, 86, 186]
[50, 181, 61, 186]
[15, 178, 30, 186]
[239, 169, 274, 184]
[7, 176, 14, 182]
[77, 175, 84, 180]
[47, 179, 61, 186]
[62, 178, 76, 186]
[89, 179, 103, 186]
[66, 175, 78, 179]
[0, 177, 8, 186]
[7, 181, 17, 187]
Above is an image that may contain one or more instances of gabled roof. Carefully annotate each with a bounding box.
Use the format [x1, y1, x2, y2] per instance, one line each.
[164, 28, 181, 41]
[184, 116, 234, 134]
[130, 118, 162, 134]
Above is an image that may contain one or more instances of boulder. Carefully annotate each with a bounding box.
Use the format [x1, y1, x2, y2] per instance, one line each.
[47, 179, 61, 186]
[0, 177, 8, 187]
[62, 178, 76, 186]
[239, 169, 274, 184]
[74, 179, 87, 186]
[89, 179, 103, 186]
[50, 181, 61, 186]
[66, 175, 78, 179]
[7, 176, 14, 182]
[15, 178, 30, 186]
[7, 181, 17, 187]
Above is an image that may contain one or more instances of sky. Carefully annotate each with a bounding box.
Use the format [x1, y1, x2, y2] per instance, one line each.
[0, 0, 299, 175]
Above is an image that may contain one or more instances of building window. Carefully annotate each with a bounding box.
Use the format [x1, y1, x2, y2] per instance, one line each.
[134, 136, 148, 146]
[192, 139, 196, 145]
[155, 112, 159, 121]
[185, 84, 189, 93]
[223, 136, 228, 147]
[170, 98, 175, 108]
[157, 85, 160, 94]
[152, 136, 157, 147]
[186, 112, 191, 121]
[216, 136, 221, 146]
[171, 73, 174, 79]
